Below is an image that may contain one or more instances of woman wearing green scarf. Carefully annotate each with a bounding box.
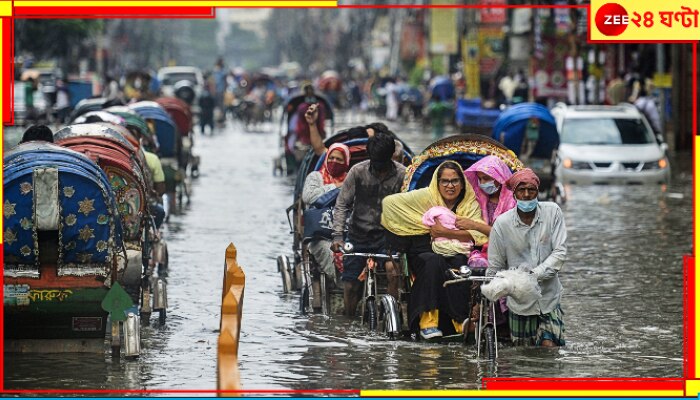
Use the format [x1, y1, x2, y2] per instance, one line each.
[382, 161, 487, 340]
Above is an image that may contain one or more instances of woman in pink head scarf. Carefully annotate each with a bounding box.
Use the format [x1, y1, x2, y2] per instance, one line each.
[455, 155, 516, 269]
[458, 155, 516, 234]
[458, 155, 517, 333]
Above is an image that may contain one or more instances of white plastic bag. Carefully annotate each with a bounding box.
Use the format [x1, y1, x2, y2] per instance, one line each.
[480, 269, 541, 303]
[508, 269, 542, 304]
[480, 273, 513, 302]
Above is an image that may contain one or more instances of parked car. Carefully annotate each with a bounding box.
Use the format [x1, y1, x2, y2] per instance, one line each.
[157, 66, 204, 113]
[40, 69, 60, 99]
[551, 103, 670, 185]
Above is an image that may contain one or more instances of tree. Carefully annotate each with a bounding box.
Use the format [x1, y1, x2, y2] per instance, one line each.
[15, 19, 102, 71]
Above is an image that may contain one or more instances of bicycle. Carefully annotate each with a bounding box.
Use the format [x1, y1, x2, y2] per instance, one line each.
[340, 243, 403, 338]
[445, 268, 499, 361]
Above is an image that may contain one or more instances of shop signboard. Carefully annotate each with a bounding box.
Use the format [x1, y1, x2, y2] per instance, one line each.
[430, 0, 458, 54]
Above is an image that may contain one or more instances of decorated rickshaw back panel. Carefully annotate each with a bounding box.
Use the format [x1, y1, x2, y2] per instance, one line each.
[404, 135, 524, 192]
[56, 139, 147, 243]
[3, 144, 123, 277]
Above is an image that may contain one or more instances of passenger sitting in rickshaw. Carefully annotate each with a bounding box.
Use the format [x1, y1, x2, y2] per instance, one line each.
[303, 103, 407, 293]
[330, 131, 405, 317]
[381, 161, 488, 340]
[143, 150, 167, 229]
[456, 155, 517, 334]
[519, 117, 540, 163]
[20, 124, 54, 144]
[457, 155, 516, 266]
[301, 141, 351, 286]
[288, 84, 328, 163]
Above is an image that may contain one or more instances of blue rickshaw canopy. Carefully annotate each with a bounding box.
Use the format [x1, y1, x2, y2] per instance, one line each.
[491, 102, 559, 159]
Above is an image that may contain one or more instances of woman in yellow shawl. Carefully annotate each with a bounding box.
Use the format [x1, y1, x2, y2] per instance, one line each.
[382, 161, 487, 340]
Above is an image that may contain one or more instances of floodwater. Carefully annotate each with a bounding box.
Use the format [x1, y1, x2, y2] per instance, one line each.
[3, 113, 691, 391]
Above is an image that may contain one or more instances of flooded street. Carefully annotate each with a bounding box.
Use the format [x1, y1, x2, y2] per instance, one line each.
[4, 113, 691, 391]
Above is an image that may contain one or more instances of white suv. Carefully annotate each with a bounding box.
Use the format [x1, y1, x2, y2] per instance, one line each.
[551, 103, 670, 185]
[157, 66, 205, 111]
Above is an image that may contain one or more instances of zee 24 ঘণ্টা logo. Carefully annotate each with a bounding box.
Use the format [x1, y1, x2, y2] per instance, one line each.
[595, 2, 631, 36]
[594, 2, 699, 37]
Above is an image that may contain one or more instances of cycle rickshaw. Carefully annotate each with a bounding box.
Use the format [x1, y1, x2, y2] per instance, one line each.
[400, 134, 523, 356]
[277, 128, 414, 335]
[3, 142, 142, 357]
[54, 122, 169, 325]
[275, 93, 335, 176]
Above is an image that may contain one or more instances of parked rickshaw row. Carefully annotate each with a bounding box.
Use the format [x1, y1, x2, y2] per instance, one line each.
[4, 96, 198, 358]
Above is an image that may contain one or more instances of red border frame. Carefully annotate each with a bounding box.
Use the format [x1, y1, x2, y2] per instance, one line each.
[14, 6, 216, 18]
[1, 2, 696, 395]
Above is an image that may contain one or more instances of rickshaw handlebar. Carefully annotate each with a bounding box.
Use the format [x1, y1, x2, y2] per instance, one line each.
[341, 252, 399, 261]
[443, 275, 495, 287]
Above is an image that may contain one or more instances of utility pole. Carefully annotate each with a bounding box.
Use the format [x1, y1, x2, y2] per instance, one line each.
[655, 44, 665, 140]
[389, 7, 406, 77]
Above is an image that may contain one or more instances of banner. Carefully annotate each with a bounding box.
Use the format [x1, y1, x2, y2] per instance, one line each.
[479, 0, 507, 24]
[430, 0, 458, 54]
[463, 35, 481, 99]
[478, 26, 505, 76]
[400, 22, 425, 61]
[532, 37, 569, 99]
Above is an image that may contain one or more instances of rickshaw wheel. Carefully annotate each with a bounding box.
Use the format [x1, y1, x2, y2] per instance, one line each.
[319, 273, 330, 315]
[366, 298, 378, 331]
[311, 278, 322, 310]
[293, 263, 303, 292]
[278, 255, 293, 294]
[157, 247, 169, 277]
[484, 325, 496, 360]
[379, 294, 402, 339]
[300, 286, 310, 314]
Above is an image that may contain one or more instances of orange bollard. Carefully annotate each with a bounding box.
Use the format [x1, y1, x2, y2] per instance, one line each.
[218, 243, 245, 396]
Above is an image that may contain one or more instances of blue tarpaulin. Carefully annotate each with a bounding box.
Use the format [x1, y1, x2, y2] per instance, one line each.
[67, 81, 93, 109]
[430, 76, 455, 101]
[492, 102, 559, 158]
[129, 102, 178, 158]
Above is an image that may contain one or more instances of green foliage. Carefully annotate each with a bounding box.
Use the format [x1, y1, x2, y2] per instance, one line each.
[409, 64, 424, 86]
[431, 56, 446, 76]
[182, 20, 220, 69]
[15, 19, 102, 60]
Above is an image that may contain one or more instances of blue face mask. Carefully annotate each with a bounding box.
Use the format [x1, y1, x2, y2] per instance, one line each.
[479, 181, 499, 195]
[516, 198, 538, 212]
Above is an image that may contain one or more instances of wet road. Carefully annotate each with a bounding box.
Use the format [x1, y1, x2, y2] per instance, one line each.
[4, 114, 691, 390]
